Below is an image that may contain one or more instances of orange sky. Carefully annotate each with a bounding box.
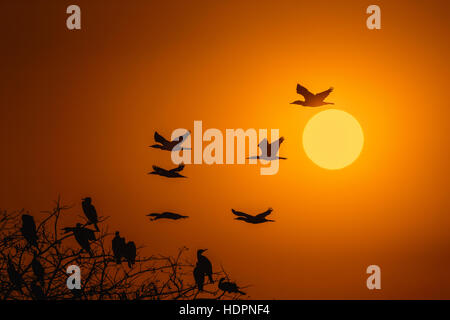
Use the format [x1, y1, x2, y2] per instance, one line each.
[1, 0, 450, 299]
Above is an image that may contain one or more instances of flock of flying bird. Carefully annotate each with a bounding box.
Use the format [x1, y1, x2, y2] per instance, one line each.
[146, 84, 335, 293]
[7, 84, 334, 298]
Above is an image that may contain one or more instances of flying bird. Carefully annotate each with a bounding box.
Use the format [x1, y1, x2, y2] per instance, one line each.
[7, 258, 24, 292]
[231, 208, 275, 224]
[123, 241, 137, 268]
[82, 197, 100, 231]
[146, 212, 189, 221]
[62, 223, 96, 256]
[148, 164, 187, 178]
[291, 84, 334, 107]
[150, 131, 191, 151]
[21, 214, 38, 247]
[248, 137, 287, 160]
[112, 231, 126, 264]
[218, 277, 246, 295]
[31, 254, 45, 285]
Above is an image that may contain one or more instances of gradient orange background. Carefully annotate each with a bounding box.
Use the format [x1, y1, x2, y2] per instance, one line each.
[1, 0, 450, 299]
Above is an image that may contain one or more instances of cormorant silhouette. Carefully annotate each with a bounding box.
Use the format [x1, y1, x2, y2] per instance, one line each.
[218, 277, 246, 295]
[146, 212, 189, 221]
[196, 249, 213, 283]
[31, 254, 45, 285]
[21, 214, 38, 247]
[62, 223, 96, 256]
[231, 208, 275, 224]
[290, 84, 334, 107]
[193, 263, 205, 291]
[123, 241, 136, 268]
[112, 231, 126, 264]
[247, 137, 287, 160]
[81, 197, 99, 231]
[30, 281, 46, 300]
[7, 258, 24, 292]
[150, 131, 191, 151]
[148, 164, 186, 178]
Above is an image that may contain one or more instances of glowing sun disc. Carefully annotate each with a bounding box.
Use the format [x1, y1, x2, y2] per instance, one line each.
[302, 109, 364, 170]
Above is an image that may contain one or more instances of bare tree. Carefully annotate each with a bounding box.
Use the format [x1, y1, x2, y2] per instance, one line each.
[0, 197, 246, 300]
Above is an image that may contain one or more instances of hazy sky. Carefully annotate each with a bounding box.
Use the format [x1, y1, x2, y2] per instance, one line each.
[1, 0, 450, 298]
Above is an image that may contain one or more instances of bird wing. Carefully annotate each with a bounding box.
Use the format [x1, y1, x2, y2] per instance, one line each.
[296, 84, 314, 99]
[231, 209, 253, 219]
[83, 229, 96, 241]
[269, 137, 284, 155]
[154, 131, 169, 145]
[256, 208, 273, 219]
[258, 138, 268, 155]
[315, 87, 333, 100]
[152, 165, 164, 173]
[147, 213, 159, 217]
[170, 163, 185, 172]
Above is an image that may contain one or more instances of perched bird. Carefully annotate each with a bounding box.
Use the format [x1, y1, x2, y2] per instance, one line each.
[231, 208, 275, 224]
[150, 131, 191, 151]
[248, 137, 287, 161]
[218, 278, 246, 295]
[196, 249, 213, 284]
[30, 281, 46, 300]
[146, 212, 189, 221]
[193, 263, 205, 291]
[7, 258, 23, 292]
[31, 254, 45, 285]
[290, 84, 334, 107]
[112, 231, 126, 264]
[123, 241, 136, 268]
[81, 197, 99, 231]
[21, 214, 38, 247]
[62, 223, 96, 256]
[148, 164, 186, 178]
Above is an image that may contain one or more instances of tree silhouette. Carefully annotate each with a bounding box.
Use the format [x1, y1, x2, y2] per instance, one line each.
[0, 197, 246, 300]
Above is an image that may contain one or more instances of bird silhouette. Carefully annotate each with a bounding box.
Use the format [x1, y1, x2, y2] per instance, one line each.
[21, 214, 38, 248]
[81, 197, 99, 231]
[7, 258, 24, 292]
[123, 241, 136, 268]
[146, 212, 189, 221]
[247, 137, 287, 160]
[150, 131, 191, 151]
[193, 263, 205, 291]
[218, 277, 246, 295]
[231, 208, 275, 224]
[30, 281, 46, 300]
[290, 84, 334, 107]
[112, 231, 126, 264]
[62, 223, 96, 256]
[31, 254, 45, 285]
[148, 164, 186, 178]
[196, 249, 213, 283]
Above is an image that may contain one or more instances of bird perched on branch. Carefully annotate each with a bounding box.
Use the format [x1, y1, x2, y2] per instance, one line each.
[231, 208, 275, 224]
[248, 137, 287, 161]
[82, 197, 99, 231]
[146, 212, 189, 221]
[218, 278, 246, 295]
[290, 84, 334, 107]
[148, 164, 186, 178]
[112, 231, 126, 264]
[21, 214, 38, 248]
[62, 223, 96, 256]
[150, 131, 191, 151]
[193, 249, 213, 292]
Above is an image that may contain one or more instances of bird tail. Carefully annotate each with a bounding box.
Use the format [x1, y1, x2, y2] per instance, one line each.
[238, 290, 246, 295]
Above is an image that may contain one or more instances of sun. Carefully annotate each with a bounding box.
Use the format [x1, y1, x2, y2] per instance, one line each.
[302, 109, 364, 170]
